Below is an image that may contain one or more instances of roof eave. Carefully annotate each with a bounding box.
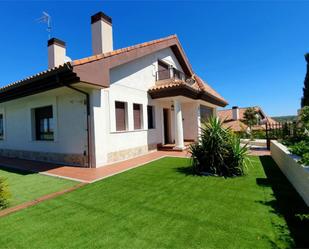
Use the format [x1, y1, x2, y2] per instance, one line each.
[0, 65, 80, 103]
[148, 85, 228, 107]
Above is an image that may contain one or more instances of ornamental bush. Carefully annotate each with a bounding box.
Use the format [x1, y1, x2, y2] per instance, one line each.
[0, 178, 10, 210]
[189, 117, 250, 177]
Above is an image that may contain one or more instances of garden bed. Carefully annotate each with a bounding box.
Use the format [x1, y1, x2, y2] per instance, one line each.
[270, 140, 309, 206]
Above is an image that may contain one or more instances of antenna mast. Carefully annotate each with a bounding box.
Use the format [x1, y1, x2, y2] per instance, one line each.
[36, 11, 52, 39]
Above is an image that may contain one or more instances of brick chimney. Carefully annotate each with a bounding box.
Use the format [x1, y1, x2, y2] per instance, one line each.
[91, 11, 113, 55]
[232, 106, 239, 120]
[48, 38, 66, 69]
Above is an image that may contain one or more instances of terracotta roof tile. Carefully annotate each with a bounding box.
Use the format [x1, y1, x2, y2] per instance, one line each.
[0, 64, 70, 92]
[193, 75, 228, 104]
[218, 106, 279, 130]
[149, 75, 227, 107]
[71, 35, 177, 67]
[149, 79, 189, 91]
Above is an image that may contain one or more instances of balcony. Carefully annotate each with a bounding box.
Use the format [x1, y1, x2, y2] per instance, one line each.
[155, 68, 193, 83]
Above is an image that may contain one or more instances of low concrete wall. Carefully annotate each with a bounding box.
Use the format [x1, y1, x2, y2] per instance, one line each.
[270, 140, 309, 206]
[241, 139, 267, 147]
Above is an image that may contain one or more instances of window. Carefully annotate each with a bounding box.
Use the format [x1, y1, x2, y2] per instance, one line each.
[157, 60, 170, 80]
[133, 104, 142, 130]
[0, 114, 3, 140]
[147, 105, 155, 129]
[115, 101, 127, 131]
[200, 106, 213, 122]
[35, 106, 54, 141]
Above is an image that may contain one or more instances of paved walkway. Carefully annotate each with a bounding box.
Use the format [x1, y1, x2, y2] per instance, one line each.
[0, 148, 269, 183]
[0, 150, 190, 183]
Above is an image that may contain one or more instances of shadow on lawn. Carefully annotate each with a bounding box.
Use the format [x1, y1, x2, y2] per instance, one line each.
[258, 156, 309, 248]
[0, 165, 34, 175]
[176, 166, 199, 176]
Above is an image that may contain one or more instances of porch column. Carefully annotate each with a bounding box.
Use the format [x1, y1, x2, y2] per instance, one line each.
[173, 99, 185, 150]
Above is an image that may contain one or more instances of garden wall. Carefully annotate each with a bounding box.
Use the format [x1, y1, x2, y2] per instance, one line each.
[271, 140, 309, 206]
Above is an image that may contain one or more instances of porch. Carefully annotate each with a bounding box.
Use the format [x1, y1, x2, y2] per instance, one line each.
[153, 96, 216, 151]
[148, 73, 228, 151]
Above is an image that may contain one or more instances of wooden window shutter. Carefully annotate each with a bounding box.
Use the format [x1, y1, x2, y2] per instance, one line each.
[115, 101, 126, 131]
[133, 104, 142, 130]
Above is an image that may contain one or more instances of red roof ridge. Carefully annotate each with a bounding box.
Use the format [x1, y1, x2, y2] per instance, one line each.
[193, 75, 228, 104]
[71, 34, 178, 66]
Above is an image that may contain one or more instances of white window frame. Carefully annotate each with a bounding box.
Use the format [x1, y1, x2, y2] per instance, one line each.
[27, 97, 58, 143]
[115, 101, 128, 132]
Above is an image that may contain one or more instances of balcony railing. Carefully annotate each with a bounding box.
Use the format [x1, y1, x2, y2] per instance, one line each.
[156, 68, 193, 83]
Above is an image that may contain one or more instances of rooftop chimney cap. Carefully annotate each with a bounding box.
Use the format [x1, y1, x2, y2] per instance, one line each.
[232, 106, 239, 109]
[91, 11, 112, 24]
[48, 38, 66, 47]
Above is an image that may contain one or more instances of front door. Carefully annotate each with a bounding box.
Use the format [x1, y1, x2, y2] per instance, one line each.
[163, 108, 170, 144]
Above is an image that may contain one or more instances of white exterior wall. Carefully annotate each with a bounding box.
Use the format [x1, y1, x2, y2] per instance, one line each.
[91, 48, 183, 166]
[182, 102, 199, 141]
[271, 140, 309, 206]
[0, 47, 221, 167]
[0, 87, 88, 164]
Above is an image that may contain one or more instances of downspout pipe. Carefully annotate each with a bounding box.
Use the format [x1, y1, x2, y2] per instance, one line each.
[55, 64, 92, 168]
[65, 85, 92, 168]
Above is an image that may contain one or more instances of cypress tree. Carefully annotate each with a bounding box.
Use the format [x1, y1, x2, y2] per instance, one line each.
[301, 53, 309, 107]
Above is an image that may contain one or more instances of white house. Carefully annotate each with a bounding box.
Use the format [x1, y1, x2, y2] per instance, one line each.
[0, 12, 228, 168]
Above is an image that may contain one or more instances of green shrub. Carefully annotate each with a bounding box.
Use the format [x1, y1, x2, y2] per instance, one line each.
[299, 153, 309, 165]
[189, 117, 250, 177]
[288, 140, 309, 165]
[289, 141, 309, 156]
[0, 178, 10, 210]
[237, 130, 266, 139]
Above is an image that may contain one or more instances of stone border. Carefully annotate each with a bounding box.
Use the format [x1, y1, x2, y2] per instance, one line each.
[0, 183, 86, 218]
[0, 149, 86, 167]
[270, 140, 309, 206]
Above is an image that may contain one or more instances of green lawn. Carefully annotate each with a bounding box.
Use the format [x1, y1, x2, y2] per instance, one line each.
[0, 167, 78, 207]
[0, 156, 308, 248]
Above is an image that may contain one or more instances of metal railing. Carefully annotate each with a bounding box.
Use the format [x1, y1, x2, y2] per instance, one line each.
[155, 68, 192, 82]
[265, 121, 297, 149]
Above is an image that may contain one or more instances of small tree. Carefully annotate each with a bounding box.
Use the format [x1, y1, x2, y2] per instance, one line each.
[301, 53, 309, 107]
[299, 106, 309, 128]
[243, 107, 259, 132]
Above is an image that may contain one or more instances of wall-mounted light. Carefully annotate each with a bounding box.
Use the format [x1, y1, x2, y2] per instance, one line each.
[171, 104, 174, 111]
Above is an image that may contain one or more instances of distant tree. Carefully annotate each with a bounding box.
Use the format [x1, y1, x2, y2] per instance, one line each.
[243, 108, 259, 133]
[299, 106, 309, 130]
[301, 53, 309, 107]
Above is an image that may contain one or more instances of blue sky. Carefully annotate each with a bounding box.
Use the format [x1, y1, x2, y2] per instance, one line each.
[0, 1, 308, 116]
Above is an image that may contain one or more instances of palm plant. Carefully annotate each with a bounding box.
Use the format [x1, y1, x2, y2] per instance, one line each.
[226, 135, 250, 175]
[189, 116, 249, 177]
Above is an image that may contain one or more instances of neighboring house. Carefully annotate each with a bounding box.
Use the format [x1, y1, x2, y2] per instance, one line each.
[218, 106, 277, 132]
[0, 11, 227, 168]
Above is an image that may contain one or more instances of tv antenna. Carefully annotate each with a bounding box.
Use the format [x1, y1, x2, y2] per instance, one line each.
[36, 11, 52, 39]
